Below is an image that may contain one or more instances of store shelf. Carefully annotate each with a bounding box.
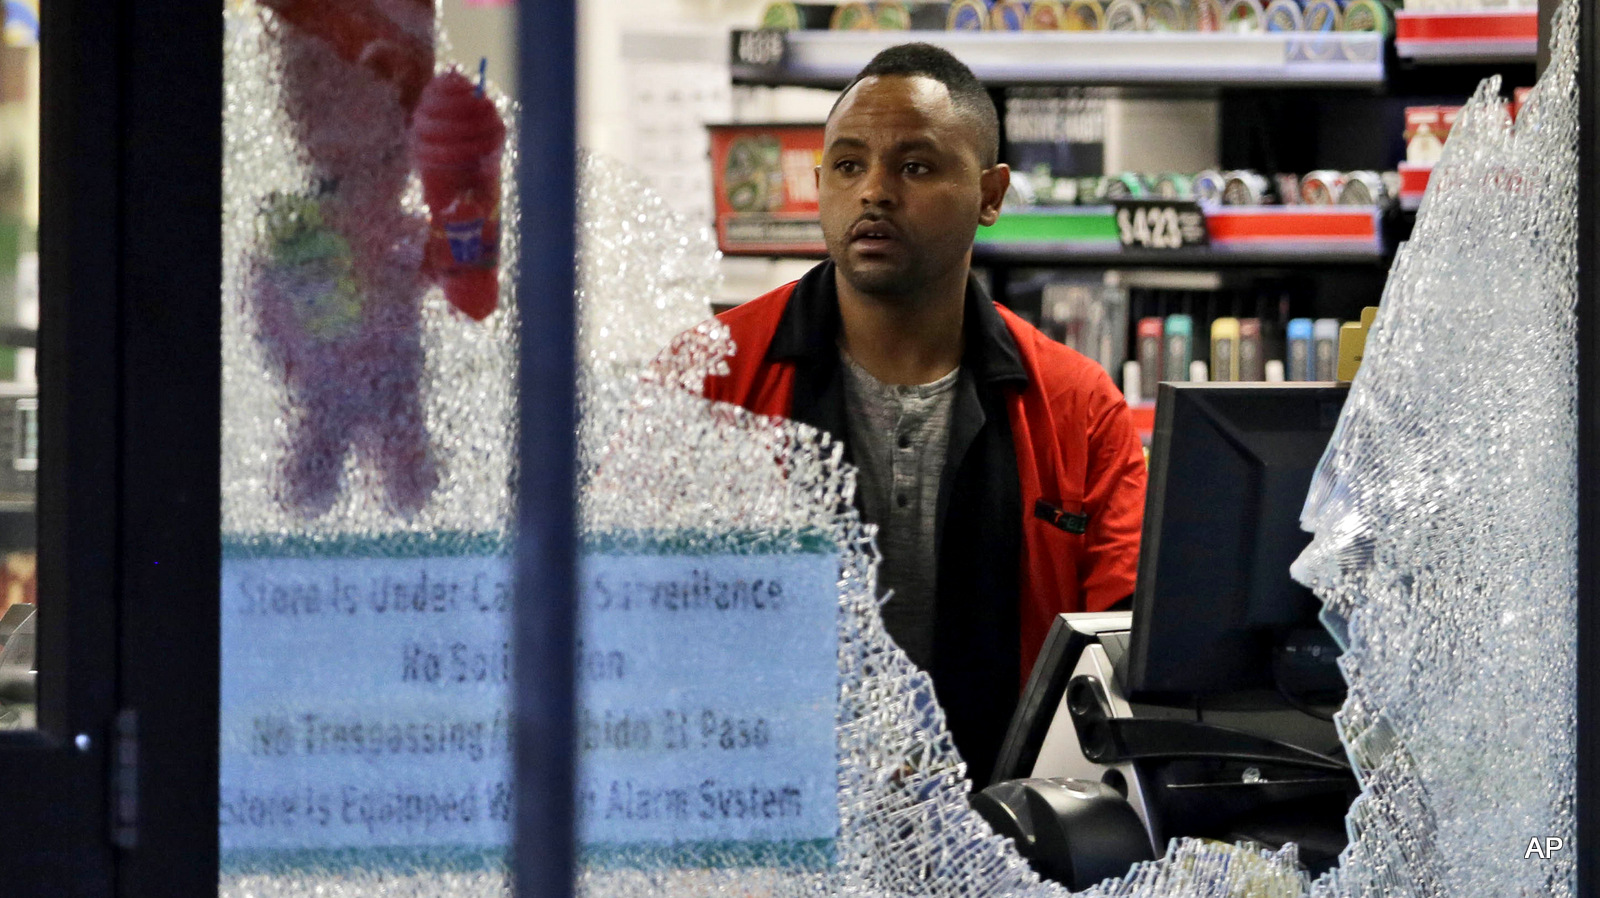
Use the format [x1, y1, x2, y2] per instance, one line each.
[1394, 10, 1538, 63]
[975, 243, 1387, 267]
[730, 30, 1386, 89]
[974, 205, 1386, 267]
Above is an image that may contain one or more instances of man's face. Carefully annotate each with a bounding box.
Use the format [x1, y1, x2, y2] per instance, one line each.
[818, 75, 1008, 301]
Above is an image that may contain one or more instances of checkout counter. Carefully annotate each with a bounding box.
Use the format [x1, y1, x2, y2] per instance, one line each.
[973, 383, 1357, 888]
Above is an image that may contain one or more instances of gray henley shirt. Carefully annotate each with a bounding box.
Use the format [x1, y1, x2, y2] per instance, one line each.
[839, 349, 961, 670]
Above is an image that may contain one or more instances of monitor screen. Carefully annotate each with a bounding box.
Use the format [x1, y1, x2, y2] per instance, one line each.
[1122, 382, 1348, 701]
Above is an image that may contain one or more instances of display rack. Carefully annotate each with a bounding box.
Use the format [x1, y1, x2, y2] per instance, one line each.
[973, 206, 1385, 266]
[1393, 10, 1539, 63]
[730, 29, 1386, 88]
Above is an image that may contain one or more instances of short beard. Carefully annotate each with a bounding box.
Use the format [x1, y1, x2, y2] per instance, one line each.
[838, 263, 922, 301]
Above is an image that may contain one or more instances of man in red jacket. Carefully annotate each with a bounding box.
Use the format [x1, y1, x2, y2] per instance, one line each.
[704, 43, 1146, 786]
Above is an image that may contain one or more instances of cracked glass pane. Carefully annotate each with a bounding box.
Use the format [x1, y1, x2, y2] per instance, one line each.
[220, 0, 1579, 893]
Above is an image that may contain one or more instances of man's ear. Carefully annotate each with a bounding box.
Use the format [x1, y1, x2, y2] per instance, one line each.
[815, 164, 821, 192]
[979, 163, 1010, 227]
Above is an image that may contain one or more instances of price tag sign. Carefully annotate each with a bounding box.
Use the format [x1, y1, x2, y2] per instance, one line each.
[730, 29, 788, 71]
[1112, 199, 1209, 250]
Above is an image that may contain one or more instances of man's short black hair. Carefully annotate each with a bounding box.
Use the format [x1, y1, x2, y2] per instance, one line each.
[828, 42, 1001, 168]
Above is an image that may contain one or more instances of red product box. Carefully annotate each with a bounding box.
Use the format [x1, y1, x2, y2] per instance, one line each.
[708, 123, 827, 256]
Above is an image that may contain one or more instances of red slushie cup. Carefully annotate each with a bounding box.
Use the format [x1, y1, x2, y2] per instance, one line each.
[412, 70, 506, 320]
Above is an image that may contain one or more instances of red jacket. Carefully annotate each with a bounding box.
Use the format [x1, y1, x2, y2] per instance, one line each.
[705, 262, 1146, 783]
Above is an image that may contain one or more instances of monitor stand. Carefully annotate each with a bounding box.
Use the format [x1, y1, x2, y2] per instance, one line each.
[1022, 613, 1356, 874]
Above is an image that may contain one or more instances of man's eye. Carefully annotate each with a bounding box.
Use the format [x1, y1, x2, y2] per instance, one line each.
[903, 161, 930, 175]
[834, 160, 861, 174]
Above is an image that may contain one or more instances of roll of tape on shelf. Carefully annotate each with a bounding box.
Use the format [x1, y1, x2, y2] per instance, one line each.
[1301, 169, 1346, 204]
[1339, 0, 1391, 34]
[760, 2, 837, 29]
[1276, 172, 1303, 204]
[1338, 0, 1390, 60]
[1223, 170, 1271, 205]
[1145, 0, 1187, 30]
[1153, 173, 1194, 199]
[1105, 0, 1148, 30]
[989, 0, 1030, 29]
[1026, 0, 1068, 27]
[1063, 0, 1108, 29]
[947, 0, 994, 27]
[1303, 0, 1341, 30]
[1194, 169, 1227, 204]
[830, 2, 877, 29]
[1264, 0, 1305, 31]
[907, 1, 956, 27]
[1301, 0, 1342, 58]
[874, 0, 913, 28]
[1104, 172, 1150, 199]
[1339, 169, 1386, 205]
[1195, 0, 1226, 30]
[1223, 0, 1266, 32]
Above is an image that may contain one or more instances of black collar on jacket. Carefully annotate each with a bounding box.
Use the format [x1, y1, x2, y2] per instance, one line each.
[765, 259, 1029, 389]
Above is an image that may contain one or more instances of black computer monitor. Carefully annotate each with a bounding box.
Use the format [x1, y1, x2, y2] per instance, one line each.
[1121, 382, 1348, 701]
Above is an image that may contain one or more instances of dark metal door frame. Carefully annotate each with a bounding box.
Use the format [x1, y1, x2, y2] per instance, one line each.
[1575, 0, 1598, 893]
[0, 0, 223, 895]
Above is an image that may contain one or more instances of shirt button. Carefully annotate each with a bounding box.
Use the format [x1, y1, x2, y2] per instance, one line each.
[897, 434, 911, 449]
[896, 493, 909, 508]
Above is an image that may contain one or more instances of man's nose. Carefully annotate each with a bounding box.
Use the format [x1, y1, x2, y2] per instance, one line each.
[859, 165, 896, 207]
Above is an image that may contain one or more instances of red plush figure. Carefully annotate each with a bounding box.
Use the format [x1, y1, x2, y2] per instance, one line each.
[252, 0, 444, 518]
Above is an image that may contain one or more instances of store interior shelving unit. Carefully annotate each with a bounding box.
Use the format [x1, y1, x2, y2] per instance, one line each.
[726, 22, 1537, 355]
[1391, 9, 1540, 209]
